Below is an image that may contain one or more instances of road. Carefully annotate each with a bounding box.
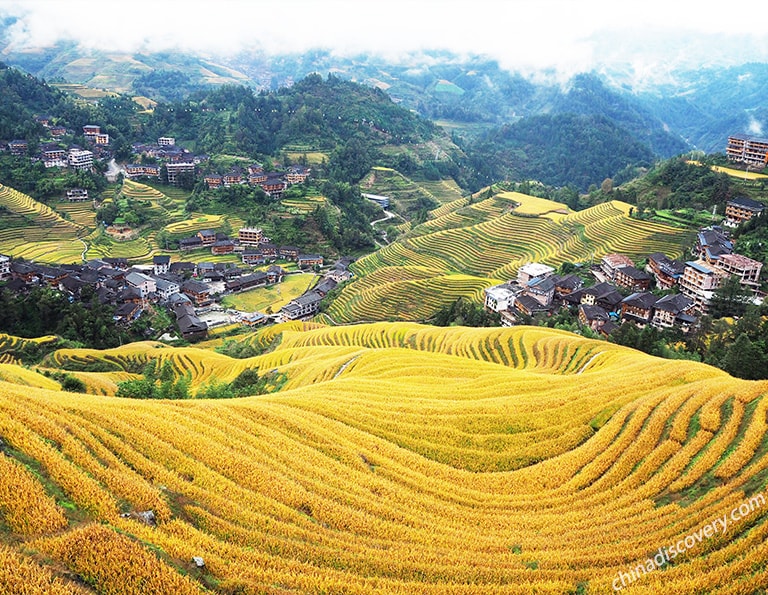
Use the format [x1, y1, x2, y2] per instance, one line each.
[370, 209, 404, 246]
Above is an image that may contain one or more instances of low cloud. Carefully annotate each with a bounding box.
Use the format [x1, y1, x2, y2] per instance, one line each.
[1, 0, 767, 78]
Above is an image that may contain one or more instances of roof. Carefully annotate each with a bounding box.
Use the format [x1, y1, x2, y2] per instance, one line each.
[728, 196, 766, 211]
[648, 253, 686, 276]
[485, 283, 518, 300]
[617, 266, 651, 281]
[527, 276, 555, 293]
[621, 292, 658, 309]
[115, 302, 140, 317]
[718, 253, 763, 269]
[518, 263, 554, 277]
[294, 291, 323, 306]
[154, 278, 179, 291]
[179, 237, 203, 247]
[686, 261, 716, 275]
[601, 253, 634, 268]
[579, 304, 609, 321]
[153, 255, 171, 265]
[177, 313, 207, 334]
[125, 272, 154, 286]
[515, 294, 547, 313]
[654, 293, 694, 313]
[554, 274, 583, 291]
[584, 282, 617, 298]
[182, 280, 210, 294]
[729, 133, 768, 143]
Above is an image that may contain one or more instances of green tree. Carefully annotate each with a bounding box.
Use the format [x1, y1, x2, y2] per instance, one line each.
[709, 275, 752, 319]
[720, 333, 766, 380]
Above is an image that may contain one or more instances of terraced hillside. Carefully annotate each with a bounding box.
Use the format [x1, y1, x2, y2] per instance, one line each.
[0, 322, 767, 594]
[0, 181, 247, 265]
[328, 192, 694, 322]
[0, 184, 86, 263]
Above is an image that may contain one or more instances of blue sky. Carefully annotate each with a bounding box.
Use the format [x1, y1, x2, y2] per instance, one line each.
[2, 0, 767, 76]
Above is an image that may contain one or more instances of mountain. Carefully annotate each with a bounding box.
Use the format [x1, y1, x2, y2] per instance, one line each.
[465, 112, 658, 190]
[0, 38, 252, 100]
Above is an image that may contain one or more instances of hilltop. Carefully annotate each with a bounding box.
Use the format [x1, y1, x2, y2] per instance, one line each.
[0, 321, 767, 594]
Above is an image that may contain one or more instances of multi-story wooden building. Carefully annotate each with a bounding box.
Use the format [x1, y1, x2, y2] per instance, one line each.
[238, 227, 265, 245]
[726, 134, 768, 168]
[124, 164, 160, 179]
[646, 253, 686, 290]
[614, 265, 652, 292]
[725, 196, 765, 226]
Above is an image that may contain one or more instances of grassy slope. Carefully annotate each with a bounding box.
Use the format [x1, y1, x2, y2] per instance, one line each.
[0, 322, 766, 593]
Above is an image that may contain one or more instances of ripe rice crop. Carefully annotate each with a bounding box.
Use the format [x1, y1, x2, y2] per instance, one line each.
[0, 322, 766, 593]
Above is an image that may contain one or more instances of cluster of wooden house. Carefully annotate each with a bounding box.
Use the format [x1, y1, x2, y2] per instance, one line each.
[485, 225, 763, 336]
[0, 248, 355, 339]
[176, 226, 324, 269]
[276, 257, 354, 322]
[4, 124, 117, 174]
[203, 163, 310, 197]
[126, 137, 210, 185]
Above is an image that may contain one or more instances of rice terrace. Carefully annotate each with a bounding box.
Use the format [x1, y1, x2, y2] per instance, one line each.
[1, 322, 768, 594]
[2, 4, 768, 593]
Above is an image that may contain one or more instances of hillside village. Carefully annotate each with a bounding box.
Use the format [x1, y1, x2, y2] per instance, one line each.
[0, 236, 351, 341]
[484, 194, 764, 333]
[2, 105, 768, 354]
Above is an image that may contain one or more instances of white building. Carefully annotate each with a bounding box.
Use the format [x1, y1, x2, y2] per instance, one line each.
[516, 263, 554, 286]
[158, 137, 176, 146]
[154, 278, 180, 302]
[165, 161, 195, 186]
[484, 283, 519, 312]
[68, 148, 93, 171]
[0, 255, 10, 280]
[125, 272, 157, 298]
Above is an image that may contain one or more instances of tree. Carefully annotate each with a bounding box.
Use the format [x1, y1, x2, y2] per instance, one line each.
[709, 275, 752, 319]
[720, 333, 766, 380]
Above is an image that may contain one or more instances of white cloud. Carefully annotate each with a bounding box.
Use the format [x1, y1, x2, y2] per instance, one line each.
[1, 0, 767, 74]
[748, 116, 764, 136]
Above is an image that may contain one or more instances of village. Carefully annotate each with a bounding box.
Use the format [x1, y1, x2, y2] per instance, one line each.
[3, 122, 768, 344]
[0, 232, 353, 341]
[483, 194, 765, 336]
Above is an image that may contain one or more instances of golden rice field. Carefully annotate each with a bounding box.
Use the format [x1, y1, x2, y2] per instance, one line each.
[328, 194, 694, 322]
[0, 321, 767, 594]
[163, 214, 228, 236]
[711, 165, 768, 180]
[0, 184, 88, 263]
[220, 272, 317, 313]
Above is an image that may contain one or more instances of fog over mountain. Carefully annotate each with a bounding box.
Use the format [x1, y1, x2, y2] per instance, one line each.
[2, 0, 767, 78]
[1, 0, 767, 158]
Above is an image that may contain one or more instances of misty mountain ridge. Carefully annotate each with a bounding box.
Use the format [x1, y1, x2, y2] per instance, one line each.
[2, 28, 767, 189]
